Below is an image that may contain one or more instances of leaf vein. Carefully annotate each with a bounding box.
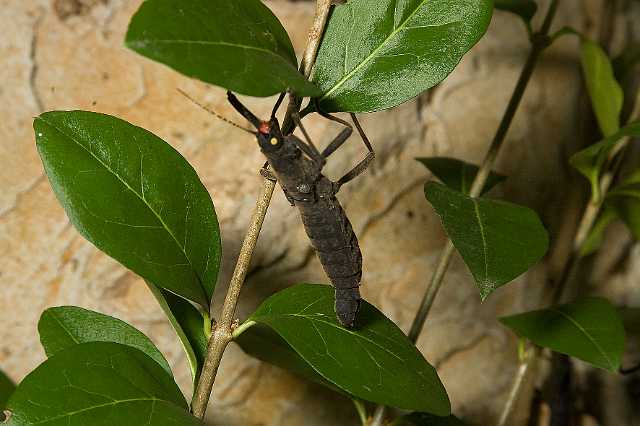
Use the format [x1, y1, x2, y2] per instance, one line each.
[38, 117, 206, 304]
[320, 0, 461, 102]
[549, 308, 615, 370]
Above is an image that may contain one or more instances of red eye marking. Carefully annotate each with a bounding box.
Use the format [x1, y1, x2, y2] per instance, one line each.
[259, 121, 271, 134]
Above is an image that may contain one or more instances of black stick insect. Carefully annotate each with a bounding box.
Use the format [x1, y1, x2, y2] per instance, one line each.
[179, 90, 374, 328]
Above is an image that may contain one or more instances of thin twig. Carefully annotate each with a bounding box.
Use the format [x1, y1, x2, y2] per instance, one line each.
[369, 405, 386, 426]
[353, 399, 369, 425]
[497, 347, 540, 426]
[190, 1, 334, 418]
[408, 0, 560, 345]
[191, 178, 276, 417]
[498, 14, 640, 426]
[300, 0, 332, 79]
[571, 91, 640, 254]
[407, 242, 454, 342]
[283, 0, 333, 133]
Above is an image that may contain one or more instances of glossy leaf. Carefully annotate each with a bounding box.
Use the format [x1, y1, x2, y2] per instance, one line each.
[312, 0, 493, 112]
[234, 323, 339, 391]
[125, 0, 319, 97]
[6, 342, 201, 425]
[393, 412, 466, 426]
[570, 121, 640, 201]
[146, 282, 208, 384]
[416, 157, 506, 195]
[425, 182, 548, 299]
[38, 306, 172, 376]
[581, 39, 623, 137]
[494, 0, 537, 26]
[500, 298, 625, 372]
[236, 284, 450, 414]
[579, 207, 617, 256]
[34, 111, 221, 309]
[0, 369, 15, 419]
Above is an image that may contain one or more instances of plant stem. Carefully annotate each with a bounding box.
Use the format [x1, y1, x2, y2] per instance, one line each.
[191, 178, 276, 417]
[283, 0, 333, 133]
[497, 24, 640, 426]
[190, 1, 334, 418]
[571, 92, 640, 254]
[300, 0, 332, 79]
[408, 0, 560, 345]
[352, 399, 368, 425]
[407, 242, 454, 342]
[369, 405, 386, 426]
[496, 347, 540, 426]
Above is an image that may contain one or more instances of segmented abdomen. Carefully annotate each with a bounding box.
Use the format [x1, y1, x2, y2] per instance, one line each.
[298, 197, 362, 327]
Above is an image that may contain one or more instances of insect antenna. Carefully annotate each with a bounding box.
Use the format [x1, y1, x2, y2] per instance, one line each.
[177, 88, 255, 134]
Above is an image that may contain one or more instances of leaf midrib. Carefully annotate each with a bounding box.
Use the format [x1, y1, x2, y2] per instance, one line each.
[318, 0, 459, 101]
[264, 313, 405, 362]
[37, 116, 206, 306]
[29, 397, 164, 425]
[471, 199, 490, 285]
[48, 311, 80, 349]
[549, 307, 615, 370]
[129, 39, 295, 68]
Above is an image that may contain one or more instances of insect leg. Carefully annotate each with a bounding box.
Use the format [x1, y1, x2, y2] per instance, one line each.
[290, 113, 326, 169]
[291, 113, 325, 166]
[285, 134, 326, 168]
[317, 112, 375, 192]
[227, 91, 262, 128]
[321, 126, 353, 159]
[270, 92, 286, 119]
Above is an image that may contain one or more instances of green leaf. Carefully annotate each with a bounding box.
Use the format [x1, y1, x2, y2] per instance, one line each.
[0, 369, 15, 419]
[580, 39, 624, 137]
[6, 342, 201, 425]
[424, 182, 548, 299]
[579, 207, 617, 256]
[416, 157, 506, 195]
[146, 282, 208, 385]
[494, 0, 537, 26]
[393, 412, 466, 426]
[125, 0, 319, 97]
[34, 111, 221, 309]
[235, 284, 450, 415]
[312, 0, 493, 112]
[569, 121, 640, 201]
[549, 32, 623, 136]
[234, 323, 339, 391]
[500, 298, 625, 372]
[38, 306, 172, 376]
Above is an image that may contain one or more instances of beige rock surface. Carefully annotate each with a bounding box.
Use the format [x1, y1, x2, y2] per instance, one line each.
[1, 0, 638, 425]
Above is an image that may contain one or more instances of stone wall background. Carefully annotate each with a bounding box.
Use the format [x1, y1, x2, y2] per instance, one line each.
[1, 0, 639, 425]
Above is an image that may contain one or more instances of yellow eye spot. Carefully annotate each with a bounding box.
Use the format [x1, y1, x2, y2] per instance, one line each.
[270, 137, 278, 145]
